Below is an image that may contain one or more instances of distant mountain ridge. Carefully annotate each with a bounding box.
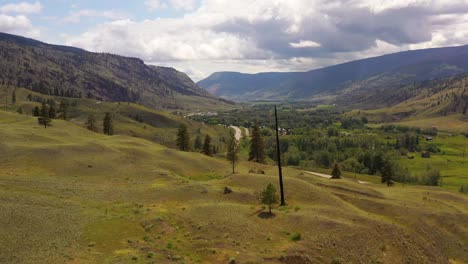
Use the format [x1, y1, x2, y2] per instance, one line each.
[0, 32, 226, 110]
[198, 45, 468, 103]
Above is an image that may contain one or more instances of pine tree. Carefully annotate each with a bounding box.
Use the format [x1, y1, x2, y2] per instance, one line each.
[38, 101, 51, 128]
[249, 125, 265, 163]
[261, 183, 279, 214]
[12, 90, 16, 104]
[227, 131, 239, 174]
[331, 163, 341, 179]
[202, 134, 212, 156]
[33, 106, 40, 116]
[194, 134, 202, 150]
[381, 160, 394, 186]
[58, 100, 69, 120]
[103, 112, 114, 135]
[176, 124, 190, 151]
[48, 105, 56, 119]
[85, 114, 97, 132]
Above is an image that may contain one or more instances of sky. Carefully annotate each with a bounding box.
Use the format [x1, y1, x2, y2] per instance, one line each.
[0, 0, 468, 81]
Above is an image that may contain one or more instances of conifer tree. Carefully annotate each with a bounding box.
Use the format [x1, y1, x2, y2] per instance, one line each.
[194, 134, 202, 150]
[249, 125, 265, 163]
[202, 134, 212, 156]
[85, 114, 97, 132]
[331, 163, 342, 179]
[176, 124, 190, 151]
[381, 160, 394, 185]
[227, 131, 239, 174]
[103, 112, 114, 135]
[12, 90, 16, 104]
[48, 105, 56, 119]
[38, 101, 51, 128]
[58, 100, 69, 120]
[33, 106, 40, 116]
[261, 183, 279, 214]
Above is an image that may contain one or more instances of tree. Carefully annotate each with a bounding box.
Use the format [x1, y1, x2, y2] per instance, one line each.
[85, 114, 97, 132]
[194, 134, 202, 150]
[58, 100, 69, 120]
[38, 101, 51, 128]
[422, 166, 441, 186]
[103, 112, 114, 135]
[331, 163, 342, 179]
[48, 105, 56, 119]
[249, 125, 265, 163]
[176, 124, 190, 151]
[261, 183, 279, 214]
[202, 134, 212, 156]
[381, 160, 394, 186]
[33, 106, 40, 116]
[12, 90, 16, 104]
[227, 132, 239, 174]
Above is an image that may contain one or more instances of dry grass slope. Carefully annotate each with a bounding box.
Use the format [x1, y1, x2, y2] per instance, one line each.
[0, 110, 467, 264]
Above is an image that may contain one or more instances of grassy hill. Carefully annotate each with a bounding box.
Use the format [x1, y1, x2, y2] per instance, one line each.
[0, 86, 232, 149]
[1, 110, 467, 264]
[0, 32, 232, 111]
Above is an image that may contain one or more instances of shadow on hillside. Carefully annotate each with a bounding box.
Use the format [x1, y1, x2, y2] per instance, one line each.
[258, 212, 276, 219]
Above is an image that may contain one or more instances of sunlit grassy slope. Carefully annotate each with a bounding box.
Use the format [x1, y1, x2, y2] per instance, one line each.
[0, 87, 232, 149]
[1, 110, 467, 264]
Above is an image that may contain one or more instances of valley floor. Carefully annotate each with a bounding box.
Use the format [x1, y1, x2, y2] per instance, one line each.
[1, 111, 468, 264]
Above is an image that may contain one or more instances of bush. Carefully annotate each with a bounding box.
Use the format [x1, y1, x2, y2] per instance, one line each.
[426, 144, 440, 153]
[459, 185, 468, 194]
[290, 232, 302, 241]
[421, 168, 441, 186]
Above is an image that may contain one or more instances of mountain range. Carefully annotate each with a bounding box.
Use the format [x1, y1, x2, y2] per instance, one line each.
[198, 45, 468, 106]
[0, 32, 228, 110]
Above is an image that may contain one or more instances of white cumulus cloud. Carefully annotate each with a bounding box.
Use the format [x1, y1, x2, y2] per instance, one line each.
[59, 0, 468, 81]
[0, 1, 43, 14]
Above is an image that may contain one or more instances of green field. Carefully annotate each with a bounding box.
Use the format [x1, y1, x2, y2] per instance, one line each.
[400, 134, 468, 191]
[1, 110, 468, 263]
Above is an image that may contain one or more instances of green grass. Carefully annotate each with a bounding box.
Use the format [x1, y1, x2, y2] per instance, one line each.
[1, 110, 468, 264]
[400, 134, 468, 191]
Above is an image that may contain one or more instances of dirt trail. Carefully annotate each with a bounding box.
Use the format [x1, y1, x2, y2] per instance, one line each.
[229, 126, 242, 141]
[303, 170, 369, 184]
[303, 171, 332, 179]
[243, 127, 250, 137]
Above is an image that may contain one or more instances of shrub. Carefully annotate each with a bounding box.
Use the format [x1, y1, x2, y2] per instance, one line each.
[290, 232, 302, 241]
[460, 185, 468, 194]
[421, 167, 441, 186]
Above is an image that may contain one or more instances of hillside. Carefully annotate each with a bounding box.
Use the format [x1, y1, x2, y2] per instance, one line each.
[1, 110, 467, 264]
[0, 32, 230, 111]
[347, 74, 468, 129]
[0, 86, 231, 149]
[198, 45, 468, 101]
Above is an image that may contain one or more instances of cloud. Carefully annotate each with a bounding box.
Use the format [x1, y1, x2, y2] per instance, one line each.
[64, 9, 128, 23]
[60, 0, 468, 80]
[0, 1, 43, 14]
[290, 40, 321, 48]
[144, 0, 167, 11]
[0, 14, 40, 37]
[170, 0, 197, 11]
